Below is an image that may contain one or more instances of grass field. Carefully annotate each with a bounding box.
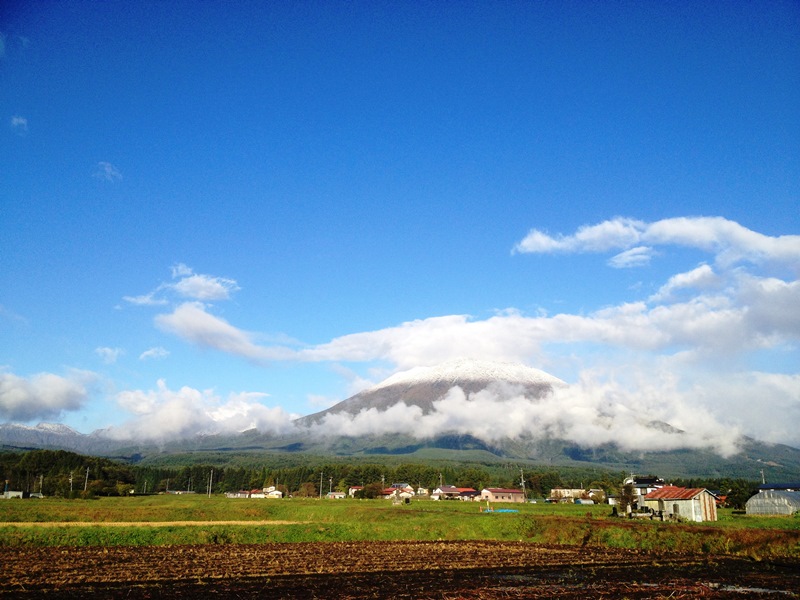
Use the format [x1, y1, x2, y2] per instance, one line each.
[1, 495, 798, 559]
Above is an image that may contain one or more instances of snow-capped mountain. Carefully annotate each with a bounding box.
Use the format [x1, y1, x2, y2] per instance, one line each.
[297, 358, 566, 426]
[0, 422, 86, 449]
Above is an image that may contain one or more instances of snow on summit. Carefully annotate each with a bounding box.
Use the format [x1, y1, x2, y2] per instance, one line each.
[373, 358, 567, 391]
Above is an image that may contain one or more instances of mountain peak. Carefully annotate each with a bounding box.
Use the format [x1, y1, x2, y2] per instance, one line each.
[298, 358, 565, 426]
[373, 358, 566, 391]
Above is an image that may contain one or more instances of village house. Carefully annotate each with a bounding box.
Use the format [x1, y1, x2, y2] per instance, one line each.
[326, 491, 346, 499]
[225, 486, 283, 499]
[548, 487, 587, 503]
[431, 485, 462, 500]
[389, 483, 415, 494]
[382, 487, 414, 500]
[644, 486, 718, 522]
[348, 486, 363, 498]
[457, 487, 480, 501]
[624, 476, 665, 508]
[481, 488, 526, 503]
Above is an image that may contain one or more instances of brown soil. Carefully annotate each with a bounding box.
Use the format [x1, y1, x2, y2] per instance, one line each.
[0, 520, 300, 527]
[0, 541, 797, 599]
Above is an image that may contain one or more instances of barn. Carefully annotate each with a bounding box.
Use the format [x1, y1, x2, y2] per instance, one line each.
[644, 486, 718, 522]
[746, 484, 800, 516]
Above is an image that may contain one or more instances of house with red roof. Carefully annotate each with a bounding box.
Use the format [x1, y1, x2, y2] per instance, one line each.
[644, 486, 717, 522]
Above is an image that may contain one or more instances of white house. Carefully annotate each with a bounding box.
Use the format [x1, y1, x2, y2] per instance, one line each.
[481, 488, 526, 503]
[548, 487, 586, 502]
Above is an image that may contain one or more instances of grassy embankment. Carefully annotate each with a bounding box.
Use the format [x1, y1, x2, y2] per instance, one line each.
[1, 495, 798, 558]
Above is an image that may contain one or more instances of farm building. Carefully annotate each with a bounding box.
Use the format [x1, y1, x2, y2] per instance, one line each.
[746, 484, 800, 516]
[481, 488, 526, 503]
[644, 486, 717, 522]
[457, 488, 480, 501]
[431, 485, 461, 500]
[549, 487, 587, 503]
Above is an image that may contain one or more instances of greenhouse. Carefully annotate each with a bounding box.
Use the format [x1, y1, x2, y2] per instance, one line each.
[745, 490, 800, 516]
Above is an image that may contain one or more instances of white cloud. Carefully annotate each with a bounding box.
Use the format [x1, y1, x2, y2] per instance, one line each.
[10, 115, 27, 134]
[650, 264, 720, 301]
[94, 161, 122, 182]
[608, 246, 654, 268]
[123, 264, 239, 306]
[122, 292, 168, 306]
[108, 379, 296, 442]
[155, 302, 287, 362]
[310, 371, 741, 457]
[95, 347, 123, 364]
[139, 347, 169, 361]
[514, 216, 800, 270]
[514, 218, 644, 254]
[171, 263, 194, 278]
[171, 273, 239, 301]
[0, 370, 93, 421]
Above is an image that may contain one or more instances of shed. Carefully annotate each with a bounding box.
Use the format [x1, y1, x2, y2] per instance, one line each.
[745, 490, 800, 516]
[644, 486, 718, 522]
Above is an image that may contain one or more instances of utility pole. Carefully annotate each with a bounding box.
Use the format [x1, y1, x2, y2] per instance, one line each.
[207, 469, 214, 497]
[69, 472, 73, 493]
[84, 467, 89, 492]
[520, 468, 526, 499]
[329, 477, 333, 494]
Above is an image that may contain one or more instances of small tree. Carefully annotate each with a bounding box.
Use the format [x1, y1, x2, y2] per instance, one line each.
[295, 482, 317, 498]
[356, 482, 385, 499]
[618, 483, 636, 514]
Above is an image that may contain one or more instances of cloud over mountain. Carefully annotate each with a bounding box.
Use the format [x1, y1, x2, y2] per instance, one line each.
[0, 370, 94, 421]
[302, 359, 741, 457]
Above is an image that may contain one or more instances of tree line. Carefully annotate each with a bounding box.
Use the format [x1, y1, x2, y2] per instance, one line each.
[0, 449, 759, 507]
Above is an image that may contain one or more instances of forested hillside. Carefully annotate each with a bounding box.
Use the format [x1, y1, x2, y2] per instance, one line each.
[0, 449, 760, 507]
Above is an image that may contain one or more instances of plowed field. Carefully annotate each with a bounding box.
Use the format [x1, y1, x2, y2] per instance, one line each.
[1, 541, 798, 598]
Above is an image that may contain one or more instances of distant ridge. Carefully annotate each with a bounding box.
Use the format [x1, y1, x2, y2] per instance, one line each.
[2, 358, 800, 481]
[296, 358, 566, 426]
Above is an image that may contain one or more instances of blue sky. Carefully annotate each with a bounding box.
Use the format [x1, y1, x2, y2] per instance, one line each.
[1, 1, 799, 450]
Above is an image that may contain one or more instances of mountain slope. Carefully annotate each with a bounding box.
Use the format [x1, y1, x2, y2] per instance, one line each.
[297, 358, 566, 426]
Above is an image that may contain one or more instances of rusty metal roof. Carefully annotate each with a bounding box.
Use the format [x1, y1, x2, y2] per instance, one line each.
[644, 486, 706, 500]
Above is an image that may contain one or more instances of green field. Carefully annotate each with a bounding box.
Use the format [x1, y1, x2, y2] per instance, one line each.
[1, 495, 798, 559]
